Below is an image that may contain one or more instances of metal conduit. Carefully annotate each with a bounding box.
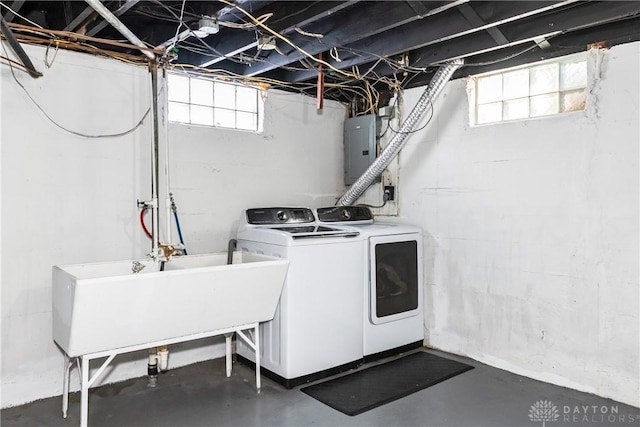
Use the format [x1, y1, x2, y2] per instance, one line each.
[150, 65, 160, 258]
[336, 59, 464, 206]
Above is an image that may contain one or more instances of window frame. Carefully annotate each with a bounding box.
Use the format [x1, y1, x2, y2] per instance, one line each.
[469, 52, 588, 126]
[167, 72, 263, 132]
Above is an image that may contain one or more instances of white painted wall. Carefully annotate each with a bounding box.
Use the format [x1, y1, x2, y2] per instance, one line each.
[397, 43, 639, 407]
[1, 44, 346, 407]
[2, 39, 637, 410]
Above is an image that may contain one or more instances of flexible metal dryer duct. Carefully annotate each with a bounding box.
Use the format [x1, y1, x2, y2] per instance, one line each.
[337, 59, 464, 206]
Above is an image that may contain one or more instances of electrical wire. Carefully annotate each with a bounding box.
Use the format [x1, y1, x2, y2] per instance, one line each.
[0, 1, 44, 28]
[220, 13, 273, 29]
[0, 52, 38, 73]
[356, 199, 388, 209]
[1, 38, 151, 138]
[294, 27, 324, 39]
[216, 0, 358, 80]
[169, 61, 377, 102]
[387, 99, 434, 136]
[169, 0, 188, 52]
[1, 0, 437, 114]
[44, 41, 59, 68]
[462, 42, 543, 67]
[126, 0, 415, 112]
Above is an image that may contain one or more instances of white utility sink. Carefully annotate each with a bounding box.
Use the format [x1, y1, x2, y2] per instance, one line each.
[52, 251, 289, 427]
[52, 252, 289, 357]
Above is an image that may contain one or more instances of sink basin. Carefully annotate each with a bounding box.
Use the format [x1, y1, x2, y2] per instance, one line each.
[52, 252, 289, 357]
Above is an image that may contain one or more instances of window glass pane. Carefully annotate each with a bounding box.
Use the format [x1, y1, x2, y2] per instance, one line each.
[561, 89, 586, 112]
[530, 63, 559, 95]
[471, 55, 587, 125]
[560, 61, 587, 90]
[190, 105, 214, 126]
[477, 102, 502, 124]
[168, 101, 189, 123]
[190, 78, 214, 106]
[237, 112, 257, 130]
[476, 74, 502, 104]
[168, 73, 263, 129]
[503, 98, 529, 121]
[502, 69, 529, 100]
[214, 108, 235, 128]
[530, 93, 559, 117]
[168, 74, 190, 103]
[214, 82, 236, 109]
[236, 86, 258, 112]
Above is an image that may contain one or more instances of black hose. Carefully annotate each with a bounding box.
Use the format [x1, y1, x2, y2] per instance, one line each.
[227, 239, 237, 265]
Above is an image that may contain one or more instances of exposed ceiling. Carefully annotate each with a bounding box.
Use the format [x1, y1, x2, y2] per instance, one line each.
[3, 1, 640, 111]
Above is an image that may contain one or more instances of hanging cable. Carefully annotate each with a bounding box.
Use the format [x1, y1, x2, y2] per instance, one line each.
[0, 1, 44, 28]
[169, 0, 187, 52]
[44, 41, 59, 68]
[216, 0, 358, 80]
[1, 38, 151, 138]
[294, 27, 324, 38]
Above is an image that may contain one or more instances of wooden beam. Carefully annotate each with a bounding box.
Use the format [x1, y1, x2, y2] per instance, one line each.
[7, 22, 164, 56]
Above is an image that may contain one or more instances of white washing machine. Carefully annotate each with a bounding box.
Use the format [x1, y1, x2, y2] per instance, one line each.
[235, 207, 365, 388]
[316, 206, 424, 360]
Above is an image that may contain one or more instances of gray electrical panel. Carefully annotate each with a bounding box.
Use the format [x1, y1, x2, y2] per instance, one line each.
[344, 114, 379, 186]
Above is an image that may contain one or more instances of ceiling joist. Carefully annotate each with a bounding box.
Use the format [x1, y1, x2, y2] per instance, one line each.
[2, 0, 639, 106]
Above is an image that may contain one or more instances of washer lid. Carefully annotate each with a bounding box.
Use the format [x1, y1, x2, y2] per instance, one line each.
[237, 225, 361, 246]
[269, 225, 360, 239]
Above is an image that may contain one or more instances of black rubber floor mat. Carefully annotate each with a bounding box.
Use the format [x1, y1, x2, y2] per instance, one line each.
[301, 351, 474, 416]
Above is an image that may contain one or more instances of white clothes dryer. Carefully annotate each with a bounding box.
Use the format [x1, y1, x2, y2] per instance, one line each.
[235, 207, 365, 388]
[316, 206, 424, 360]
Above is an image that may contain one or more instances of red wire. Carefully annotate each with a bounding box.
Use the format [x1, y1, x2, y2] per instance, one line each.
[140, 207, 152, 239]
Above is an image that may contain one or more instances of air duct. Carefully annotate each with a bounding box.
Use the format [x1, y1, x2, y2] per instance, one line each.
[336, 59, 463, 206]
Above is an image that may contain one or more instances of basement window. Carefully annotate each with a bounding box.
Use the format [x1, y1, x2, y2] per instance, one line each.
[470, 54, 587, 125]
[167, 73, 263, 131]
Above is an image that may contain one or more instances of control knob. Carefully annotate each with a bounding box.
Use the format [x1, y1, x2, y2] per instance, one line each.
[276, 210, 288, 222]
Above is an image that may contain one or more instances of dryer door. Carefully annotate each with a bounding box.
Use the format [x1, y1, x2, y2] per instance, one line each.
[369, 233, 423, 325]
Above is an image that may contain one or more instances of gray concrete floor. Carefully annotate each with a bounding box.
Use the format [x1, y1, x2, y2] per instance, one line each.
[2, 348, 639, 427]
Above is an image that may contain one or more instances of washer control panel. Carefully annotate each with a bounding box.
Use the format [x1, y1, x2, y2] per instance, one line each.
[245, 207, 315, 225]
[316, 206, 373, 222]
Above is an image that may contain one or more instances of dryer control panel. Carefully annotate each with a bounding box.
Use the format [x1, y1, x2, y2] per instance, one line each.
[245, 207, 315, 225]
